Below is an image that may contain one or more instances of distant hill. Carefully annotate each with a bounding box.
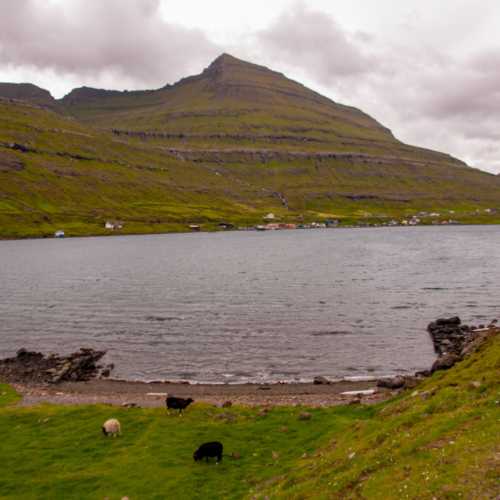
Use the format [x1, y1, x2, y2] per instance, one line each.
[1, 54, 500, 238]
[0, 82, 60, 111]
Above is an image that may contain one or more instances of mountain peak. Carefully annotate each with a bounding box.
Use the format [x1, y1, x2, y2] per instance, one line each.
[209, 53, 240, 67]
[203, 53, 275, 80]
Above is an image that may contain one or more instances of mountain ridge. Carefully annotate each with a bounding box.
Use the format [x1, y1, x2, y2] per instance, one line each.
[1, 53, 395, 143]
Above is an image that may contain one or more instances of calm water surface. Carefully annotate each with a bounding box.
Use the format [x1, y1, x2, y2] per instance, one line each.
[0, 226, 498, 383]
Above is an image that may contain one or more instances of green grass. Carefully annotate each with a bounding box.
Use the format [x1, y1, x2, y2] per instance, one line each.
[0, 384, 20, 407]
[0, 332, 499, 499]
[0, 396, 372, 499]
[261, 332, 500, 499]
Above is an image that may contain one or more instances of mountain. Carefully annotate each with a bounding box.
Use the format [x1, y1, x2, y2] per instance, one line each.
[57, 54, 463, 168]
[1, 54, 500, 238]
[0, 82, 60, 111]
[60, 53, 392, 140]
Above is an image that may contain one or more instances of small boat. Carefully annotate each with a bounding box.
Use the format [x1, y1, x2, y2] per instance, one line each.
[255, 225, 266, 231]
[54, 230, 65, 238]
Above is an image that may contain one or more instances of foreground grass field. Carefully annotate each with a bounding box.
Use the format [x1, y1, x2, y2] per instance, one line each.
[0, 332, 498, 499]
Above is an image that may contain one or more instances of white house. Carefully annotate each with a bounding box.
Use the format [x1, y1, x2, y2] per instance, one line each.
[105, 221, 123, 230]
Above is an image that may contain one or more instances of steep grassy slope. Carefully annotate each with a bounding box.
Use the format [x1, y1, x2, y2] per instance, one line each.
[1, 54, 500, 237]
[259, 331, 500, 499]
[0, 331, 498, 499]
[2, 96, 500, 238]
[0, 99, 266, 238]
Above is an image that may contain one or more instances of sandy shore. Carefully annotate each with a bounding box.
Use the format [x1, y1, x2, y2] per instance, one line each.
[13, 378, 393, 408]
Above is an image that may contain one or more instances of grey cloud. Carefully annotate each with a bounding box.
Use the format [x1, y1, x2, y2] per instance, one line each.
[257, 2, 370, 85]
[0, 0, 219, 89]
[419, 51, 500, 120]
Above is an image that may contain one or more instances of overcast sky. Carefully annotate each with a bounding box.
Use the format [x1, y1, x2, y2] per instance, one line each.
[1, 0, 499, 173]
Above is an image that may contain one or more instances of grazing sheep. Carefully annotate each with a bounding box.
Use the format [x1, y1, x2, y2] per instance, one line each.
[102, 418, 121, 437]
[166, 396, 194, 414]
[193, 441, 223, 463]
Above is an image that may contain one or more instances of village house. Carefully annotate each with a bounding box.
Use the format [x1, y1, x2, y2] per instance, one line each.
[104, 221, 123, 230]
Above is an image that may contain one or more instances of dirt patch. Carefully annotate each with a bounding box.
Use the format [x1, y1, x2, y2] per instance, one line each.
[0, 150, 24, 172]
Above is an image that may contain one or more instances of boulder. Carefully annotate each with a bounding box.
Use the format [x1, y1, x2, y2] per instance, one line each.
[431, 353, 461, 373]
[313, 376, 330, 385]
[435, 317, 461, 326]
[427, 316, 469, 355]
[377, 376, 405, 389]
[402, 376, 420, 389]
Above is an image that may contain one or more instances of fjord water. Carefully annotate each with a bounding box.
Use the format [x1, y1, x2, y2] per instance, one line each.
[0, 226, 498, 383]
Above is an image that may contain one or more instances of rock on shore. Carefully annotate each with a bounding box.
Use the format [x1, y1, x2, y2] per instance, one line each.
[0, 348, 110, 384]
[378, 317, 499, 389]
[427, 317, 498, 373]
[427, 316, 471, 355]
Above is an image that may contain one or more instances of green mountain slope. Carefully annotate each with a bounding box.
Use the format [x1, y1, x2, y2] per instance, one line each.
[61, 54, 393, 143]
[1, 54, 500, 238]
[258, 330, 500, 499]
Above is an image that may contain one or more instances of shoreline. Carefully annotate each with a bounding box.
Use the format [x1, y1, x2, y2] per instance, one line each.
[3, 322, 496, 408]
[13, 378, 392, 408]
[1, 221, 499, 242]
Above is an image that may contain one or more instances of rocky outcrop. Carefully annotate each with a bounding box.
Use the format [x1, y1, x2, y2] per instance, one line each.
[378, 318, 499, 388]
[0, 348, 111, 384]
[155, 145, 454, 170]
[428, 317, 499, 373]
[427, 316, 471, 355]
[1, 141, 95, 161]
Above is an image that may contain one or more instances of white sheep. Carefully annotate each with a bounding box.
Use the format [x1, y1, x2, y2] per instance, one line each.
[102, 418, 121, 437]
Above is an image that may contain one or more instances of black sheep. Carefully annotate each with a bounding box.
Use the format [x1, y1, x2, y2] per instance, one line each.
[166, 396, 194, 414]
[193, 441, 223, 463]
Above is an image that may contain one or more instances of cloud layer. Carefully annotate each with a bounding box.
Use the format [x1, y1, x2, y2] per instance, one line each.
[0, 0, 499, 173]
[0, 0, 219, 89]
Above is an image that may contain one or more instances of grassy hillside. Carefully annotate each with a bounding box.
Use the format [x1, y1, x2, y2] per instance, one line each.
[1, 54, 500, 238]
[0, 331, 498, 499]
